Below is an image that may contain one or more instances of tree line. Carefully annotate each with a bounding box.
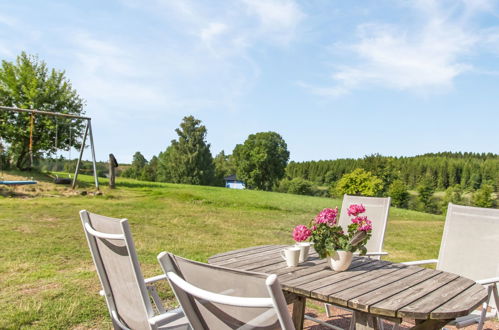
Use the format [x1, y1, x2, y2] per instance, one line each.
[285, 153, 498, 213]
[121, 115, 290, 191]
[286, 153, 499, 192]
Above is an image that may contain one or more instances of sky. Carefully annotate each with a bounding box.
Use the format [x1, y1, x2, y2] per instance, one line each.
[0, 0, 498, 163]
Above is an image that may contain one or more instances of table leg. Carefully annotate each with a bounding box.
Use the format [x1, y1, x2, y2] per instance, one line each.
[353, 311, 379, 330]
[292, 295, 306, 330]
[411, 319, 451, 330]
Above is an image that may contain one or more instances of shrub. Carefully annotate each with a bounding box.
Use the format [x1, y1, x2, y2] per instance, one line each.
[388, 180, 410, 208]
[334, 168, 383, 197]
[287, 178, 314, 196]
[441, 185, 465, 213]
[472, 184, 496, 208]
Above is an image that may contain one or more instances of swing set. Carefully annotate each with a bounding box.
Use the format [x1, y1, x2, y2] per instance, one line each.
[0, 105, 99, 189]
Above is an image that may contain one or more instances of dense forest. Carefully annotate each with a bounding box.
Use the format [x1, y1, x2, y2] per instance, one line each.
[286, 153, 499, 191]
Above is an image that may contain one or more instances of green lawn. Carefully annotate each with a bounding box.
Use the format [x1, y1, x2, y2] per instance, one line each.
[0, 174, 444, 329]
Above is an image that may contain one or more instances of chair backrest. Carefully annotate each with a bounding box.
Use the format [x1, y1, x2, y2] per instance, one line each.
[158, 252, 295, 330]
[80, 210, 154, 330]
[339, 195, 391, 255]
[437, 203, 499, 282]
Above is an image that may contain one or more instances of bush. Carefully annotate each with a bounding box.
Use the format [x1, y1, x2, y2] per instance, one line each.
[441, 185, 465, 213]
[334, 168, 383, 197]
[388, 180, 409, 208]
[472, 184, 496, 208]
[276, 178, 316, 196]
[287, 178, 314, 196]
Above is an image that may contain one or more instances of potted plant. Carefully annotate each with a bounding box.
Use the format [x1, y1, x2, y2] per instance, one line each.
[292, 204, 372, 271]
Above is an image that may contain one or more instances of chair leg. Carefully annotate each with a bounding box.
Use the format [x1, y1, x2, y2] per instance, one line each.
[492, 283, 499, 318]
[477, 285, 493, 330]
[325, 303, 333, 318]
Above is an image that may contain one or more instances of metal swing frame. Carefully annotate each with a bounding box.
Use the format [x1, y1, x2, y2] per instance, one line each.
[0, 105, 99, 189]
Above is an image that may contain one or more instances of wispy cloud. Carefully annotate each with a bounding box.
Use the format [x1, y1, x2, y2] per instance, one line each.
[63, 1, 305, 119]
[305, 0, 498, 96]
[242, 0, 304, 45]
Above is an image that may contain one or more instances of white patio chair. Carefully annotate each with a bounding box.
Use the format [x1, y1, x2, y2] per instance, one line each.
[338, 195, 391, 259]
[80, 210, 189, 330]
[157, 251, 296, 330]
[403, 203, 499, 330]
[306, 195, 391, 330]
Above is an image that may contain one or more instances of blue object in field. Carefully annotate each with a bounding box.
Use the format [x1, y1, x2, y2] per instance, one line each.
[0, 180, 37, 185]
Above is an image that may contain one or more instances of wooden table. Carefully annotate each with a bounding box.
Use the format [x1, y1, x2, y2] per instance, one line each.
[208, 245, 488, 330]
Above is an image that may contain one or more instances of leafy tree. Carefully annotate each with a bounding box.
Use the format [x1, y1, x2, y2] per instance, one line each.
[232, 132, 289, 190]
[160, 116, 215, 185]
[213, 150, 236, 186]
[156, 148, 172, 182]
[140, 155, 158, 182]
[122, 151, 148, 179]
[0, 140, 8, 170]
[417, 176, 437, 213]
[362, 154, 398, 193]
[0, 52, 85, 169]
[472, 184, 496, 208]
[334, 168, 383, 197]
[388, 179, 410, 208]
[441, 185, 465, 213]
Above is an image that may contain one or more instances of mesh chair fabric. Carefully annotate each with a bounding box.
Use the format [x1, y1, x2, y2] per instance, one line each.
[84, 212, 152, 329]
[438, 204, 499, 309]
[339, 195, 390, 255]
[167, 255, 282, 329]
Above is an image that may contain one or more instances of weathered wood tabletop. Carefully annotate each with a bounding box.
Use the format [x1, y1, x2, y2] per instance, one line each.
[208, 245, 488, 330]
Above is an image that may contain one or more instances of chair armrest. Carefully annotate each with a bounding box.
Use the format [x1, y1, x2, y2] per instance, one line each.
[401, 259, 438, 266]
[148, 308, 184, 327]
[477, 277, 499, 285]
[144, 274, 167, 284]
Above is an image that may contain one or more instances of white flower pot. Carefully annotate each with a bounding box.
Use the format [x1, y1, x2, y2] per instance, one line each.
[327, 250, 353, 272]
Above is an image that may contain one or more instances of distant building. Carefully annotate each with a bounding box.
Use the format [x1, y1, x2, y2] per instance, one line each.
[224, 174, 245, 189]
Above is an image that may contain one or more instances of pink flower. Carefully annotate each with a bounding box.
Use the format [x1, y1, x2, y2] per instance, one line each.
[293, 225, 312, 242]
[314, 207, 338, 226]
[351, 216, 372, 232]
[347, 204, 366, 217]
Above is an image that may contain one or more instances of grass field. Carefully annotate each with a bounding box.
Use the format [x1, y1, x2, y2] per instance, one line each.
[0, 173, 445, 329]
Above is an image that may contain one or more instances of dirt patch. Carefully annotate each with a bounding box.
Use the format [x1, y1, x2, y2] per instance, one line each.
[18, 282, 61, 296]
[0, 172, 102, 198]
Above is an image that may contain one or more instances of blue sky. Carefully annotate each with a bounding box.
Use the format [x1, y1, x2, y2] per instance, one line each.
[1, 0, 498, 163]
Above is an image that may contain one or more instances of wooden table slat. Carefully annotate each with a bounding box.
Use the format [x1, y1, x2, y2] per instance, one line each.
[331, 266, 425, 307]
[430, 283, 488, 319]
[349, 268, 441, 312]
[319, 265, 417, 306]
[246, 253, 321, 273]
[369, 272, 459, 318]
[208, 245, 279, 262]
[282, 258, 378, 287]
[296, 261, 394, 301]
[397, 277, 476, 319]
[215, 246, 286, 268]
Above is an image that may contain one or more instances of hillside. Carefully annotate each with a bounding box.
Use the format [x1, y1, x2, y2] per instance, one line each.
[0, 173, 445, 328]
